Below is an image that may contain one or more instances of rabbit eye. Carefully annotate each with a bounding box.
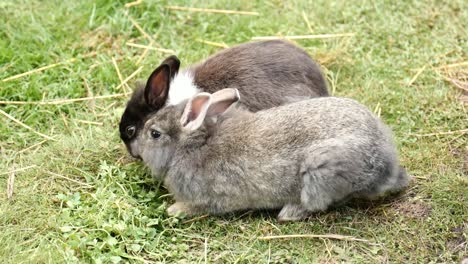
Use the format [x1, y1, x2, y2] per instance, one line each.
[126, 125, 136, 138]
[150, 129, 161, 139]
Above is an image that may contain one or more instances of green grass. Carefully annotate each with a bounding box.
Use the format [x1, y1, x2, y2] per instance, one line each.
[1, 0, 467, 262]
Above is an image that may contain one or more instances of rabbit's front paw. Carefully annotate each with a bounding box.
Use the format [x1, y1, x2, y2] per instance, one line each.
[277, 204, 310, 222]
[167, 202, 193, 217]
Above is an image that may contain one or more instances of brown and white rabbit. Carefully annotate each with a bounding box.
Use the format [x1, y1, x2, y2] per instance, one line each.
[119, 40, 328, 158]
[134, 89, 410, 221]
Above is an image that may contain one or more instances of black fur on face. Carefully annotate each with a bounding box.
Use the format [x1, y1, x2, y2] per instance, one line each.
[119, 55, 181, 158]
[119, 86, 154, 158]
[119, 40, 330, 158]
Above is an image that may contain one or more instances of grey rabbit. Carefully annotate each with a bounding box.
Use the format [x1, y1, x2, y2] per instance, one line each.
[134, 89, 410, 221]
[119, 40, 328, 158]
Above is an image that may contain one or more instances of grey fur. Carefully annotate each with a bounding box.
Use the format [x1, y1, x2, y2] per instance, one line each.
[120, 40, 328, 158]
[135, 90, 410, 221]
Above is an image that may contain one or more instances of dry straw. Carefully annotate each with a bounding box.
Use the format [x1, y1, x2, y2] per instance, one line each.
[1, 165, 37, 176]
[301, 11, 313, 33]
[123, 12, 174, 64]
[166, 6, 260, 16]
[0, 93, 129, 106]
[75, 119, 103, 126]
[7, 171, 15, 199]
[252, 33, 355, 41]
[45, 170, 93, 188]
[124, 12, 153, 41]
[125, 0, 143, 8]
[258, 234, 375, 244]
[0, 66, 142, 106]
[126, 42, 175, 54]
[182, 214, 210, 224]
[16, 139, 49, 155]
[196, 39, 229, 48]
[435, 61, 468, 70]
[112, 57, 130, 93]
[2, 52, 96, 82]
[0, 109, 55, 140]
[408, 65, 427, 86]
[82, 76, 95, 111]
[411, 129, 468, 137]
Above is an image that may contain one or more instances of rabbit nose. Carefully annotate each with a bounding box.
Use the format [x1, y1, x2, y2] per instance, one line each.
[126, 141, 142, 160]
[129, 152, 142, 160]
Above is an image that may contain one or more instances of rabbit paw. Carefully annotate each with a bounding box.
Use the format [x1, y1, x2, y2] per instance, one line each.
[277, 204, 310, 222]
[167, 202, 193, 217]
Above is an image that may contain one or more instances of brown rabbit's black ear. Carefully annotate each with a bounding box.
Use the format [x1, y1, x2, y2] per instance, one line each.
[161, 55, 181, 79]
[144, 64, 171, 108]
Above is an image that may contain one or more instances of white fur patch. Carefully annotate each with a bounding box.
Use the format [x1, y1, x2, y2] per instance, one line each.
[168, 71, 200, 105]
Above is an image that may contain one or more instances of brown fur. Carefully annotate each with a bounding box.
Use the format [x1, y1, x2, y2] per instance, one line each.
[119, 40, 328, 157]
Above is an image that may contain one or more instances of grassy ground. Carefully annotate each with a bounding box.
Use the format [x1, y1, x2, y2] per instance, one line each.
[1, 0, 467, 263]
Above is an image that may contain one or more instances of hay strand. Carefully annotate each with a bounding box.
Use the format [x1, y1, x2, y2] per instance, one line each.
[2, 60, 75, 82]
[408, 65, 427, 86]
[252, 33, 355, 41]
[166, 6, 259, 16]
[301, 12, 313, 33]
[112, 57, 129, 92]
[204, 237, 208, 264]
[411, 129, 468, 137]
[0, 67, 141, 105]
[436, 61, 468, 70]
[45, 171, 92, 188]
[182, 214, 210, 224]
[0, 109, 55, 140]
[443, 76, 468, 92]
[125, 0, 143, 8]
[135, 40, 153, 65]
[16, 139, 49, 155]
[373, 102, 382, 117]
[124, 12, 153, 41]
[114, 66, 142, 91]
[196, 39, 229, 48]
[0, 93, 128, 105]
[2, 52, 96, 82]
[1, 165, 37, 176]
[75, 119, 103, 126]
[7, 170, 15, 199]
[81, 76, 95, 111]
[126, 42, 175, 54]
[440, 70, 468, 92]
[258, 234, 373, 244]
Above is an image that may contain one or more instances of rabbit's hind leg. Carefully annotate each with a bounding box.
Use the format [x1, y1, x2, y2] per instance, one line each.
[300, 140, 363, 213]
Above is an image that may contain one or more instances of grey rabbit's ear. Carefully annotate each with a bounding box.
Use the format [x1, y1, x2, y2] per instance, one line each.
[207, 88, 240, 116]
[180, 89, 239, 131]
[180, 93, 212, 131]
[144, 64, 170, 108]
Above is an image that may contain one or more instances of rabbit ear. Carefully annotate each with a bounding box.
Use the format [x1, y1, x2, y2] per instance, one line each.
[207, 88, 240, 117]
[144, 64, 171, 108]
[180, 93, 212, 131]
[161, 55, 181, 79]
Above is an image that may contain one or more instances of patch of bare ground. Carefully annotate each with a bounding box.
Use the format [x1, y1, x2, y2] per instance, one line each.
[393, 199, 432, 219]
[448, 144, 468, 175]
[439, 65, 468, 174]
[440, 66, 468, 105]
[446, 223, 467, 261]
[77, 26, 131, 56]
